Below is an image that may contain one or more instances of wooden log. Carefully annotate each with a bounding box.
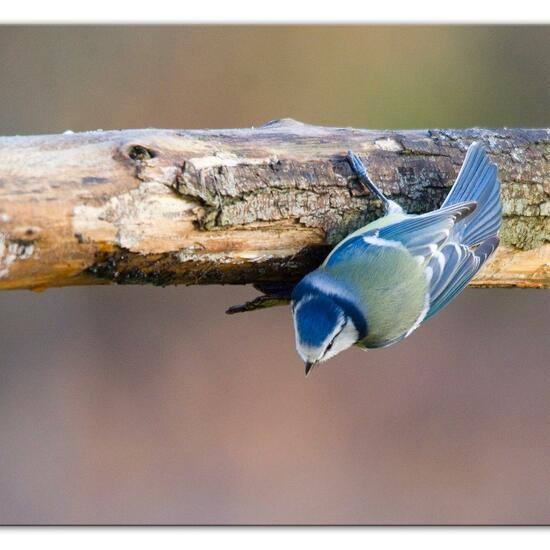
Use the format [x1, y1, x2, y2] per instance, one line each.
[0, 119, 548, 291]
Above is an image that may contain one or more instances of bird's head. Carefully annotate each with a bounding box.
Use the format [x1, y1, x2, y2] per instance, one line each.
[291, 271, 367, 376]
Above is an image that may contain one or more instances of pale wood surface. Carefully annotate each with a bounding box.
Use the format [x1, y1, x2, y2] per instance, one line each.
[0, 119, 548, 291]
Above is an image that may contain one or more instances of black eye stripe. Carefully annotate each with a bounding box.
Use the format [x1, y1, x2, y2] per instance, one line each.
[323, 319, 347, 357]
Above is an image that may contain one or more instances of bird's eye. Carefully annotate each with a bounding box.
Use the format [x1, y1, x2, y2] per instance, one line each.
[324, 321, 347, 357]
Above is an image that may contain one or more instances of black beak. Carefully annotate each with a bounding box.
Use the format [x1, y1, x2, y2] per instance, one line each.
[304, 361, 316, 377]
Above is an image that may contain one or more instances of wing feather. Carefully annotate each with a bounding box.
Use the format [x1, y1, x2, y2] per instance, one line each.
[326, 201, 477, 268]
[425, 236, 499, 320]
[324, 198, 498, 327]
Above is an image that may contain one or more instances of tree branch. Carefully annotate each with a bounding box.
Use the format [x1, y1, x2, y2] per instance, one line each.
[0, 119, 548, 291]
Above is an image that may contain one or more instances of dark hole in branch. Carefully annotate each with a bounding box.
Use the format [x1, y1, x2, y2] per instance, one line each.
[128, 145, 156, 161]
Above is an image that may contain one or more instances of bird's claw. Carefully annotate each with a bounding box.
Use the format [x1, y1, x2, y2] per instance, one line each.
[226, 294, 291, 315]
[226, 282, 295, 314]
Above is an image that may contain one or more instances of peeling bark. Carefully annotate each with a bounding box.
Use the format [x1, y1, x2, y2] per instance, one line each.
[0, 119, 548, 291]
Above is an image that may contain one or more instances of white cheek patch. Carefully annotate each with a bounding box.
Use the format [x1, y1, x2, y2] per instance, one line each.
[321, 320, 360, 362]
[293, 311, 359, 365]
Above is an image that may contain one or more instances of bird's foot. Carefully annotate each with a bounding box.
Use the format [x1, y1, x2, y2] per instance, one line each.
[346, 150, 403, 215]
[225, 282, 294, 314]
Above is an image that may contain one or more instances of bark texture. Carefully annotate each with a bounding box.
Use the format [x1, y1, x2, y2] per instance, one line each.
[0, 119, 548, 291]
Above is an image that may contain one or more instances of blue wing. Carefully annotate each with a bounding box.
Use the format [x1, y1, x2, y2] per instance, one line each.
[325, 200, 499, 325]
[376, 202, 476, 259]
[325, 201, 477, 267]
[425, 236, 499, 320]
[374, 201, 500, 321]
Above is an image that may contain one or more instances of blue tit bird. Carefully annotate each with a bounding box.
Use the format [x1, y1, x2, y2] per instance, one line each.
[292, 142, 501, 376]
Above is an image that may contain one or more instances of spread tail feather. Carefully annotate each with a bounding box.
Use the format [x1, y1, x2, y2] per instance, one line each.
[442, 142, 502, 246]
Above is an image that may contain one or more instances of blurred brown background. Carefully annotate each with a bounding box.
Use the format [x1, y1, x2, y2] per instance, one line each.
[0, 26, 549, 524]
